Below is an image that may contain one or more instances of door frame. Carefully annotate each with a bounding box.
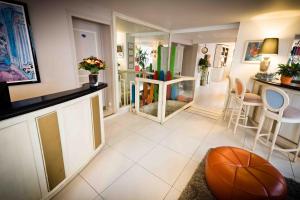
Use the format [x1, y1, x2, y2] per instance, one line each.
[66, 11, 117, 114]
[112, 12, 170, 113]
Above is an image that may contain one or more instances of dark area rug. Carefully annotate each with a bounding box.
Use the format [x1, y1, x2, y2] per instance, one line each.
[179, 151, 300, 200]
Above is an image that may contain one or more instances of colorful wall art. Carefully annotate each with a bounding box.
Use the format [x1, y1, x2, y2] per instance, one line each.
[0, 1, 40, 85]
[242, 40, 263, 63]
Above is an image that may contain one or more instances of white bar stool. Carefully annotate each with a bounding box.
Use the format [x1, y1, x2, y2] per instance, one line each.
[228, 78, 263, 135]
[252, 86, 300, 162]
[223, 76, 250, 120]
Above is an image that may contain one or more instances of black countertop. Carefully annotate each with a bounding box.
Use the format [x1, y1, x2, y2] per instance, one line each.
[253, 77, 300, 91]
[0, 83, 107, 121]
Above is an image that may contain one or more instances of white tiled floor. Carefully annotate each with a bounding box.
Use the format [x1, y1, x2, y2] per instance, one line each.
[53, 111, 299, 200]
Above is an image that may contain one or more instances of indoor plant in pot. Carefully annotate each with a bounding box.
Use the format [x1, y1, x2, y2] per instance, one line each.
[198, 56, 209, 86]
[79, 56, 105, 87]
[276, 63, 299, 85]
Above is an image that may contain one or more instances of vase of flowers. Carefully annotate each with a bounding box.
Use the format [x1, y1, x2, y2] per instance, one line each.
[79, 56, 105, 87]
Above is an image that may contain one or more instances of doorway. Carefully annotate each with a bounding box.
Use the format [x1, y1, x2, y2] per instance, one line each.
[72, 17, 114, 116]
[171, 27, 239, 118]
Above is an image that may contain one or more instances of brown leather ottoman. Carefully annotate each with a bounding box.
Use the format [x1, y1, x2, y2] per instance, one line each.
[205, 146, 287, 200]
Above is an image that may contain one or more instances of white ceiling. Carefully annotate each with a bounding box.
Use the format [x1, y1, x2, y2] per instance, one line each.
[116, 18, 160, 33]
[172, 28, 239, 44]
[95, 0, 300, 30]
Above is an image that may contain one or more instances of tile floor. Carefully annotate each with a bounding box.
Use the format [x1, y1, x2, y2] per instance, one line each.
[194, 79, 228, 112]
[53, 111, 299, 200]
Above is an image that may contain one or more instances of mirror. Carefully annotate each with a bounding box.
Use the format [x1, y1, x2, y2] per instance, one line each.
[115, 17, 169, 108]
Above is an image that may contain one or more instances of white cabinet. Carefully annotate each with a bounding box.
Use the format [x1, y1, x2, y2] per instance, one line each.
[59, 99, 94, 176]
[0, 91, 105, 199]
[0, 122, 41, 200]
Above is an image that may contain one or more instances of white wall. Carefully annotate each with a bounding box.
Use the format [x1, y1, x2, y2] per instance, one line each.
[182, 44, 198, 77]
[230, 16, 300, 87]
[10, 0, 112, 101]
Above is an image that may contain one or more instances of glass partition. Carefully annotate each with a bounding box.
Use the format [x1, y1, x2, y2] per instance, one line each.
[164, 79, 195, 118]
[134, 76, 195, 123]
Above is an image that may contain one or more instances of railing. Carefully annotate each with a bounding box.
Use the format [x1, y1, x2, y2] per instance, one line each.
[134, 76, 195, 123]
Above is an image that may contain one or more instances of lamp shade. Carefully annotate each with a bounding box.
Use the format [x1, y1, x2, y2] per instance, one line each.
[259, 38, 279, 54]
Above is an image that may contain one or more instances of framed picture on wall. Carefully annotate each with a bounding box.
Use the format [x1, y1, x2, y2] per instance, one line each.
[242, 40, 263, 63]
[0, 0, 40, 85]
[128, 42, 134, 69]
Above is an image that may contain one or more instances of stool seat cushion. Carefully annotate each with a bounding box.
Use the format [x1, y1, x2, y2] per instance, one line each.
[244, 93, 262, 104]
[283, 106, 300, 123]
[205, 146, 287, 200]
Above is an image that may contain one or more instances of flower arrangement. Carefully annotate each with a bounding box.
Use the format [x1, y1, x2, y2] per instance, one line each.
[79, 56, 105, 74]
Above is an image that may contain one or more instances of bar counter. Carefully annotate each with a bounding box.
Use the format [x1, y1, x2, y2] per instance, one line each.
[251, 77, 300, 149]
[252, 77, 300, 91]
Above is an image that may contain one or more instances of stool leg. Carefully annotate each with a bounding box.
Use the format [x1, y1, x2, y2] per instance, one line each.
[244, 105, 251, 126]
[294, 146, 300, 162]
[252, 112, 265, 151]
[268, 121, 281, 161]
[233, 104, 243, 135]
[266, 120, 274, 144]
[293, 135, 300, 162]
[224, 95, 231, 120]
[228, 100, 235, 128]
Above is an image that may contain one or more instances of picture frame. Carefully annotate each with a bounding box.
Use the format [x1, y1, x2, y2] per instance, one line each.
[0, 0, 40, 85]
[242, 40, 263, 64]
[117, 45, 124, 58]
[128, 42, 134, 69]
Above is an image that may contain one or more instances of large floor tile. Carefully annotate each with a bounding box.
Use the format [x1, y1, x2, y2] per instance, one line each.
[204, 127, 245, 147]
[80, 148, 134, 193]
[53, 176, 98, 200]
[138, 145, 189, 185]
[160, 132, 202, 157]
[164, 187, 181, 200]
[185, 115, 215, 132]
[173, 124, 210, 141]
[191, 140, 218, 162]
[162, 114, 189, 131]
[112, 134, 156, 161]
[173, 160, 198, 192]
[92, 195, 104, 200]
[101, 165, 170, 200]
[270, 156, 294, 179]
[137, 123, 172, 143]
[105, 128, 135, 146]
[126, 117, 155, 132]
[291, 158, 300, 178]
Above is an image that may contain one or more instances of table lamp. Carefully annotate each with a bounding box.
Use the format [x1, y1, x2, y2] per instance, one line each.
[259, 38, 279, 73]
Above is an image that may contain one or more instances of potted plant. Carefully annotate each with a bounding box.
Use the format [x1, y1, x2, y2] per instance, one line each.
[276, 63, 299, 85]
[136, 48, 148, 70]
[79, 56, 105, 87]
[198, 57, 209, 86]
[292, 63, 300, 82]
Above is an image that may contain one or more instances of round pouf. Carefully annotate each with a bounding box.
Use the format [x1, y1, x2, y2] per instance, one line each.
[205, 146, 287, 200]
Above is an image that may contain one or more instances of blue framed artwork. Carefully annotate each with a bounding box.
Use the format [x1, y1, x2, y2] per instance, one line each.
[0, 0, 40, 85]
[242, 40, 263, 64]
